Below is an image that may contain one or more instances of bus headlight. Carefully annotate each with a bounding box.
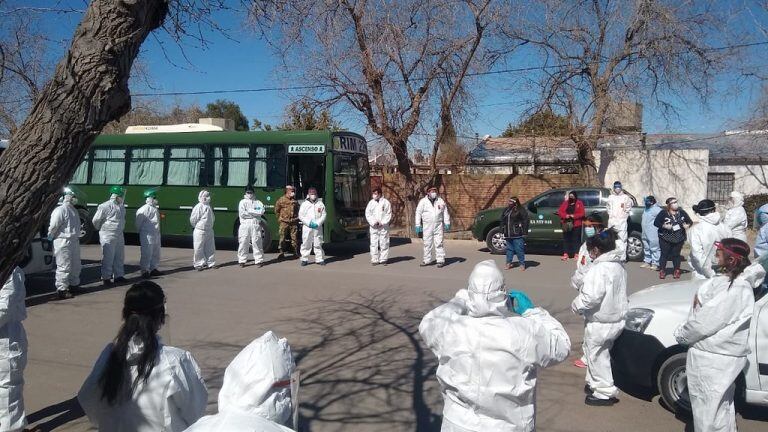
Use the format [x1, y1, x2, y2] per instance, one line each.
[624, 308, 654, 333]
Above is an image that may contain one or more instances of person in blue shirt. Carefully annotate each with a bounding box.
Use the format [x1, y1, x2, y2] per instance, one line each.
[640, 196, 662, 271]
[755, 203, 768, 229]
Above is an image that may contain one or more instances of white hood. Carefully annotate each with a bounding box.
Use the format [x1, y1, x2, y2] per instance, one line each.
[198, 190, 210, 204]
[217, 331, 295, 424]
[699, 211, 721, 225]
[730, 191, 744, 208]
[466, 260, 508, 317]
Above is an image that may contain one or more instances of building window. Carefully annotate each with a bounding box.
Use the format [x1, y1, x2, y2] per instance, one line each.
[707, 172, 735, 204]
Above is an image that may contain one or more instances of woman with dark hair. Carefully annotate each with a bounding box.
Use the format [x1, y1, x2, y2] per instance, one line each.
[654, 197, 693, 279]
[674, 239, 762, 432]
[78, 281, 208, 431]
[557, 191, 586, 261]
[500, 196, 529, 270]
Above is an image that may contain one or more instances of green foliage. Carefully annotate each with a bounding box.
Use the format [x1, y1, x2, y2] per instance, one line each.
[253, 101, 340, 132]
[204, 99, 249, 131]
[501, 109, 572, 137]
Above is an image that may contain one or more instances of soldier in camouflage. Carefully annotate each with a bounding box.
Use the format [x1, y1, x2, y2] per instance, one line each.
[275, 185, 299, 259]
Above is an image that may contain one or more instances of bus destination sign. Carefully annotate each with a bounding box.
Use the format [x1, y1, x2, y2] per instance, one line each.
[333, 136, 368, 154]
[288, 144, 325, 154]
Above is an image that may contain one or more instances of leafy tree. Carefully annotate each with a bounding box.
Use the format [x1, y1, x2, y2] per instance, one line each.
[501, 109, 572, 137]
[252, 101, 340, 131]
[204, 99, 249, 131]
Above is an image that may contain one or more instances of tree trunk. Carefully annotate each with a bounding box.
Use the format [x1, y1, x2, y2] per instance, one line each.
[0, 0, 168, 283]
[389, 137, 421, 237]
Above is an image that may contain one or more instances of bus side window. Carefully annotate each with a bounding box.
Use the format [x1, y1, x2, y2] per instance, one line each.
[167, 147, 205, 186]
[91, 148, 126, 185]
[213, 145, 249, 187]
[128, 147, 164, 185]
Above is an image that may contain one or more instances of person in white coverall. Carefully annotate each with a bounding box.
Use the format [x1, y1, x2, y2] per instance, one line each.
[190, 190, 216, 270]
[184, 331, 296, 432]
[92, 186, 127, 284]
[365, 188, 392, 266]
[78, 281, 208, 431]
[722, 191, 748, 242]
[605, 181, 633, 258]
[674, 239, 764, 432]
[419, 260, 571, 431]
[689, 199, 731, 280]
[136, 189, 162, 279]
[237, 188, 266, 268]
[48, 188, 81, 299]
[298, 187, 326, 266]
[571, 229, 627, 406]
[0, 267, 28, 432]
[416, 186, 451, 268]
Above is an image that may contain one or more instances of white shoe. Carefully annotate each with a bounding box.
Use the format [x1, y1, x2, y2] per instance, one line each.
[649, 265, 659, 271]
[640, 263, 650, 268]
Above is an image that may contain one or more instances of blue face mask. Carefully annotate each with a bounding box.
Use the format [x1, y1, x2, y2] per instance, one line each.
[585, 226, 597, 237]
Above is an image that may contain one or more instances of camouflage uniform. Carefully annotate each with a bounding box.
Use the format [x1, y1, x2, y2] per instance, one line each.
[275, 194, 299, 255]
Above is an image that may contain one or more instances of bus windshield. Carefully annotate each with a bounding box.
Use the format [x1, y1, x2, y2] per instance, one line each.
[333, 153, 369, 210]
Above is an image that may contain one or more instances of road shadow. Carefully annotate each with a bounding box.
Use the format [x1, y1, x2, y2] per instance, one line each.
[387, 256, 416, 264]
[26, 397, 85, 431]
[441, 257, 466, 267]
[26, 261, 144, 307]
[279, 292, 444, 432]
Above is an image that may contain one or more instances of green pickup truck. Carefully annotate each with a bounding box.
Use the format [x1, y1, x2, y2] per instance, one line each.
[470, 187, 645, 261]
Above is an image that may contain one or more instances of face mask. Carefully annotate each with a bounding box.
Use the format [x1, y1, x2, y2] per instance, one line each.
[429, 192, 437, 199]
[153, 198, 159, 206]
[645, 201, 653, 208]
[245, 193, 254, 200]
[146, 197, 155, 205]
[670, 203, 679, 210]
[288, 192, 295, 198]
[569, 197, 576, 202]
[584, 226, 597, 237]
[63, 195, 74, 204]
[115, 196, 124, 204]
[373, 194, 380, 201]
[71, 197, 78, 205]
[203, 196, 211, 204]
[308, 194, 317, 201]
[711, 264, 724, 274]
[614, 188, 622, 194]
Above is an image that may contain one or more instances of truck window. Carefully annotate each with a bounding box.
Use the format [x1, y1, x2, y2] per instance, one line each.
[578, 190, 601, 206]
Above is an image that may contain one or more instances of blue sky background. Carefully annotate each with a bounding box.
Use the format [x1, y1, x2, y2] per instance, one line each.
[14, 1, 768, 150]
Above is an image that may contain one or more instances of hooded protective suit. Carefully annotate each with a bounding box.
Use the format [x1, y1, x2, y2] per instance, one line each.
[641, 204, 662, 267]
[184, 331, 296, 432]
[571, 251, 627, 399]
[606, 191, 633, 254]
[673, 264, 765, 432]
[190, 191, 216, 269]
[756, 203, 768, 228]
[78, 337, 208, 432]
[419, 260, 571, 431]
[365, 196, 393, 264]
[756, 222, 768, 258]
[415, 195, 451, 265]
[136, 197, 161, 273]
[723, 191, 748, 242]
[298, 197, 327, 264]
[48, 195, 81, 292]
[92, 195, 126, 280]
[237, 195, 266, 265]
[688, 212, 731, 279]
[0, 267, 27, 432]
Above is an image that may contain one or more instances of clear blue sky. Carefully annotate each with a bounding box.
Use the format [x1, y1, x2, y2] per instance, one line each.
[14, 1, 768, 148]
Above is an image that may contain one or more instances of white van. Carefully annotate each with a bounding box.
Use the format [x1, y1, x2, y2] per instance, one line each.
[610, 260, 768, 416]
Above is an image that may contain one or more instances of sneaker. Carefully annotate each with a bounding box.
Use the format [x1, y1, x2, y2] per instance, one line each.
[585, 395, 619, 406]
[640, 262, 650, 269]
[149, 269, 163, 277]
[436, 262, 445, 268]
[277, 253, 285, 261]
[505, 263, 513, 270]
[300, 261, 308, 267]
[574, 359, 587, 369]
[317, 261, 326, 266]
[195, 266, 205, 272]
[380, 261, 388, 266]
[239, 263, 246, 268]
[420, 262, 432, 267]
[561, 253, 569, 261]
[141, 272, 151, 279]
[649, 265, 659, 271]
[57, 289, 73, 300]
[673, 269, 681, 279]
[519, 264, 526, 271]
[102, 279, 113, 286]
[209, 265, 219, 270]
[659, 270, 666, 280]
[256, 262, 263, 268]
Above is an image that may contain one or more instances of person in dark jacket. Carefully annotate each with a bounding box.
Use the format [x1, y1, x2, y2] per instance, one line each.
[654, 197, 693, 279]
[557, 191, 586, 261]
[500, 197, 529, 270]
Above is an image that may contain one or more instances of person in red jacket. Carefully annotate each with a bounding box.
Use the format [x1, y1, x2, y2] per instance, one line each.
[557, 191, 586, 260]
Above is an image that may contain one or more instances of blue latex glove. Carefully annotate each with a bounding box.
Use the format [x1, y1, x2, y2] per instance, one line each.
[444, 223, 451, 231]
[508, 291, 535, 315]
[415, 226, 423, 235]
[46, 235, 54, 241]
[308, 221, 318, 229]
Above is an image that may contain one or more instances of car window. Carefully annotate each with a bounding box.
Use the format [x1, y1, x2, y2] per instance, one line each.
[577, 190, 601, 206]
[534, 191, 567, 208]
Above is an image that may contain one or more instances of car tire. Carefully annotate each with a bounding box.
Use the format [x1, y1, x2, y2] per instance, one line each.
[78, 208, 96, 244]
[657, 352, 692, 417]
[485, 226, 506, 255]
[627, 231, 644, 262]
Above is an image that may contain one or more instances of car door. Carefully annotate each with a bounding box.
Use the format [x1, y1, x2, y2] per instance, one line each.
[526, 190, 567, 248]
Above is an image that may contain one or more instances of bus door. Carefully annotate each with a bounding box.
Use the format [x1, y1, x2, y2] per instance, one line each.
[286, 144, 326, 199]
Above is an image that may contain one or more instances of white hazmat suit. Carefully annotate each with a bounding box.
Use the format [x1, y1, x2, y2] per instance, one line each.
[92, 195, 126, 280]
[365, 196, 392, 264]
[136, 197, 161, 274]
[416, 195, 451, 265]
[298, 198, 326, 264]
[0, 267, 27, 432]
[674, 263, 766, 432]
[78, 338, 208, 432]
[606, 191, 633, 257]
[419, 260, 571, 431]
[237, 195, 266, 265]
[184, 331, 296, 432]
[48, 195, 81, 292]
[571, 251, 628, 400]
[190, 191, 216, 269]
[723, 191, 748, 242]
[688, 212, 731, 280]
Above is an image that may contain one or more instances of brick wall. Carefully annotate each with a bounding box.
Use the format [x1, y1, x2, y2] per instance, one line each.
[371, 172, 582, 229]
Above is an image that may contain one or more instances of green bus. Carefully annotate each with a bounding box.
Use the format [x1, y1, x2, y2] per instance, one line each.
[68, 130, 371, 250]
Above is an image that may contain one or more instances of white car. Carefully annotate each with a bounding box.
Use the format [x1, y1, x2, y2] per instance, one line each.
[19, 236, 55, 275]
[610, 261, 768, 416]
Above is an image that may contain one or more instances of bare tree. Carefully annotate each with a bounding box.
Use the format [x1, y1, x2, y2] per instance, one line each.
[504, 0, 736, 184]
[252, 0, 503, 230]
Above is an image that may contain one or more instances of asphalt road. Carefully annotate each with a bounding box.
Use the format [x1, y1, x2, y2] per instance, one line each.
[21, 238, 768, 431]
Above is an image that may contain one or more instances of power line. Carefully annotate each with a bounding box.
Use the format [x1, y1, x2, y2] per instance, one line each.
[133, 40, 768, 98]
